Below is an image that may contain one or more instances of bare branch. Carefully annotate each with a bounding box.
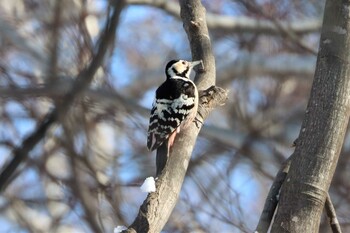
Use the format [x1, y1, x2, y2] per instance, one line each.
[126, 88, 227, 233]
[0, 16, 46, 62]
[180, 0, 216, 89]
[271, 0, 350, 231]
[255, 158, 292, 233]
[325, 193, 342, 233]
[125, 1, 225, 232]
[0, 1, 125, 192]
[237, 0, 318, 55]
[218, 53, 316, 81]
[46, 0, 63, 82]
[63, 127, 102, 233]
[126, 0, 321, 35]
[257, 159, 343, 233]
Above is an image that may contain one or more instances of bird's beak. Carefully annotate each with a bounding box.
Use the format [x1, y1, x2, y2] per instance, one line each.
[189, 60, 203, 68]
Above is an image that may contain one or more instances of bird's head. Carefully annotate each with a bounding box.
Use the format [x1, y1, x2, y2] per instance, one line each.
[165, 59, 202, 79]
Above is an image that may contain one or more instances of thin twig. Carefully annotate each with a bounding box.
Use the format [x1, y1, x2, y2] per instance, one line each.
[255, 157, 292, 233]
[62, 126, 103, 233]
[0, 0, 125, 192]
[325, 193, 342, 233]
[256, 157, 343, 233]
[47, 0, 62, 82]
[125, 0, 321, 35]
[237, 0, 318, 55]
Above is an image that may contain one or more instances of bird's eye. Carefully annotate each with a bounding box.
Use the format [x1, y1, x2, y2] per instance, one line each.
[182, 61, 186, 65]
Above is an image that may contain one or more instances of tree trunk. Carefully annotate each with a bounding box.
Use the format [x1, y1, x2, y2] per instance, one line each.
[125, 1, 222, 232]
[271, 0, 350, 232]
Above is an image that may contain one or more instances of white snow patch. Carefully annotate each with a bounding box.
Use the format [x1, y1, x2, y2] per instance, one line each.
[140, 177, 156, 193]
[114, 226, 127, 233]
[333, 26, 346, 34]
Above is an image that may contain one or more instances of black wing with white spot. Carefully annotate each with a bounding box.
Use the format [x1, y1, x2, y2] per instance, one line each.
[147, 77, 196, 151]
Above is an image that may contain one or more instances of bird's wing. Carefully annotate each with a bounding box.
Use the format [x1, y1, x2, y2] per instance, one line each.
[147, 98, 186, 151]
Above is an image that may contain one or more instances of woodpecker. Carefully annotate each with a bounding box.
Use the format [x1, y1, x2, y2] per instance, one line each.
[147, 59, 201, 175]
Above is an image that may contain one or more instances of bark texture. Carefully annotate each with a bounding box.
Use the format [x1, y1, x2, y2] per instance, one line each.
[125, 0, 222, 232]
[271, 0, 350, 232]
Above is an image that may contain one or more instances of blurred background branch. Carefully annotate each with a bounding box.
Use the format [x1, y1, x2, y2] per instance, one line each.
[0, 0, 348, 232]
[127, 0, 322, 35]
[0, 0, 125, 192]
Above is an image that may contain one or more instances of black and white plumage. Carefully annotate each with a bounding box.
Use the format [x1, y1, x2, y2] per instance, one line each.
[147, 59, 201, 175]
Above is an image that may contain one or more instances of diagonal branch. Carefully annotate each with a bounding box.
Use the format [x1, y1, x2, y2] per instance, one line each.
[126, 87, 227, 233]
[125, 1, 226, 232]
[0, 0, 125, 192]
[325, 193, 342, 233]
[271, 0, 350, 231]
[255, 157, 292, 233]
[256, 156, 343, 233]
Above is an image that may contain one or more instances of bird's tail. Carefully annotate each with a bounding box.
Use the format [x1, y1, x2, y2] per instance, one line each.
[156, 140, 169, 176]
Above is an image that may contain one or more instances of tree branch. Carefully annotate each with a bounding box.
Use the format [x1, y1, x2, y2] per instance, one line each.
[126, 87, 227, 233]
[270, 1, 350, 231]
[255, 157, 292, 233]
[126, 0, 321, 35]
[0, 1, 125, 192]
[325, 193, 342, 233]
[256, 159, 343, 233]
[125, 1, 226, 232]
[218, 53, 316, 81]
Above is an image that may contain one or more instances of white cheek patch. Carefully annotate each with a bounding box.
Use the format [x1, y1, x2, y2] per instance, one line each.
[173, 63, 186, 74]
